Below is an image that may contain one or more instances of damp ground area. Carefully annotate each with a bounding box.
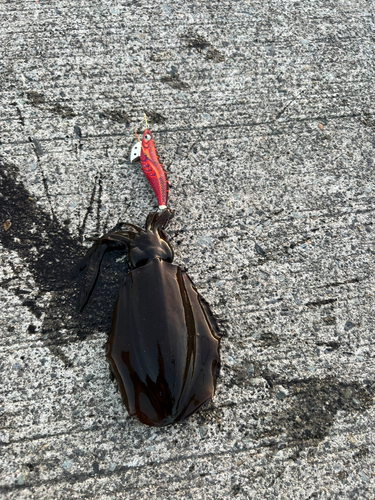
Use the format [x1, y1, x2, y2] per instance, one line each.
[1, 1, 375, 499]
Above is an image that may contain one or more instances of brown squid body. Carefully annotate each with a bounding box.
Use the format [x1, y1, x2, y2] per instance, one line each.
[79, 209, 220, 426]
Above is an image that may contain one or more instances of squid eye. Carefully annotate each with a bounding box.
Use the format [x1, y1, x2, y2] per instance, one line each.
[144, 133, 151, 142]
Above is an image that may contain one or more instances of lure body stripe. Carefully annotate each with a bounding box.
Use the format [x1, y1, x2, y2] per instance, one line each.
[140, 129, 168, 209]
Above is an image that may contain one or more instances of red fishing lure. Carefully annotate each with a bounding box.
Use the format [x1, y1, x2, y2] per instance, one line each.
[131, 125, 168, 210]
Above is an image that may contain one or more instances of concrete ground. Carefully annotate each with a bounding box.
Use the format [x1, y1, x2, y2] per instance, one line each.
[1, 0, 375, 498]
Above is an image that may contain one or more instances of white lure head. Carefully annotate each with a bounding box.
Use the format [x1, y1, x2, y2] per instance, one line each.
[130, 142, 141, 163]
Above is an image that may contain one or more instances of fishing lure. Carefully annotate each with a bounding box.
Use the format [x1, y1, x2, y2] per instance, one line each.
[130, 115, 168, 209]
[78, 209, 221, 427]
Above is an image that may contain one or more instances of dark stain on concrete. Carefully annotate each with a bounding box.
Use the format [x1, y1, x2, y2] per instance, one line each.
[161, 67, 190, 90]
[27, 91, 45, 106]
[146, 110, 166, 124]
[0, 162, 129, 364]
[26, 91, 76, 119]
[261, 375, 374, 453]
[50, 103, 76, 119]
[99, 109, 130, 125]
[182, 32, 225, 62]
[224, 362, 375, 453]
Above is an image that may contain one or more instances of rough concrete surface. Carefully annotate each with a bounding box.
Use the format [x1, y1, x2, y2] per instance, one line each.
[0, 0, 375, 498]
